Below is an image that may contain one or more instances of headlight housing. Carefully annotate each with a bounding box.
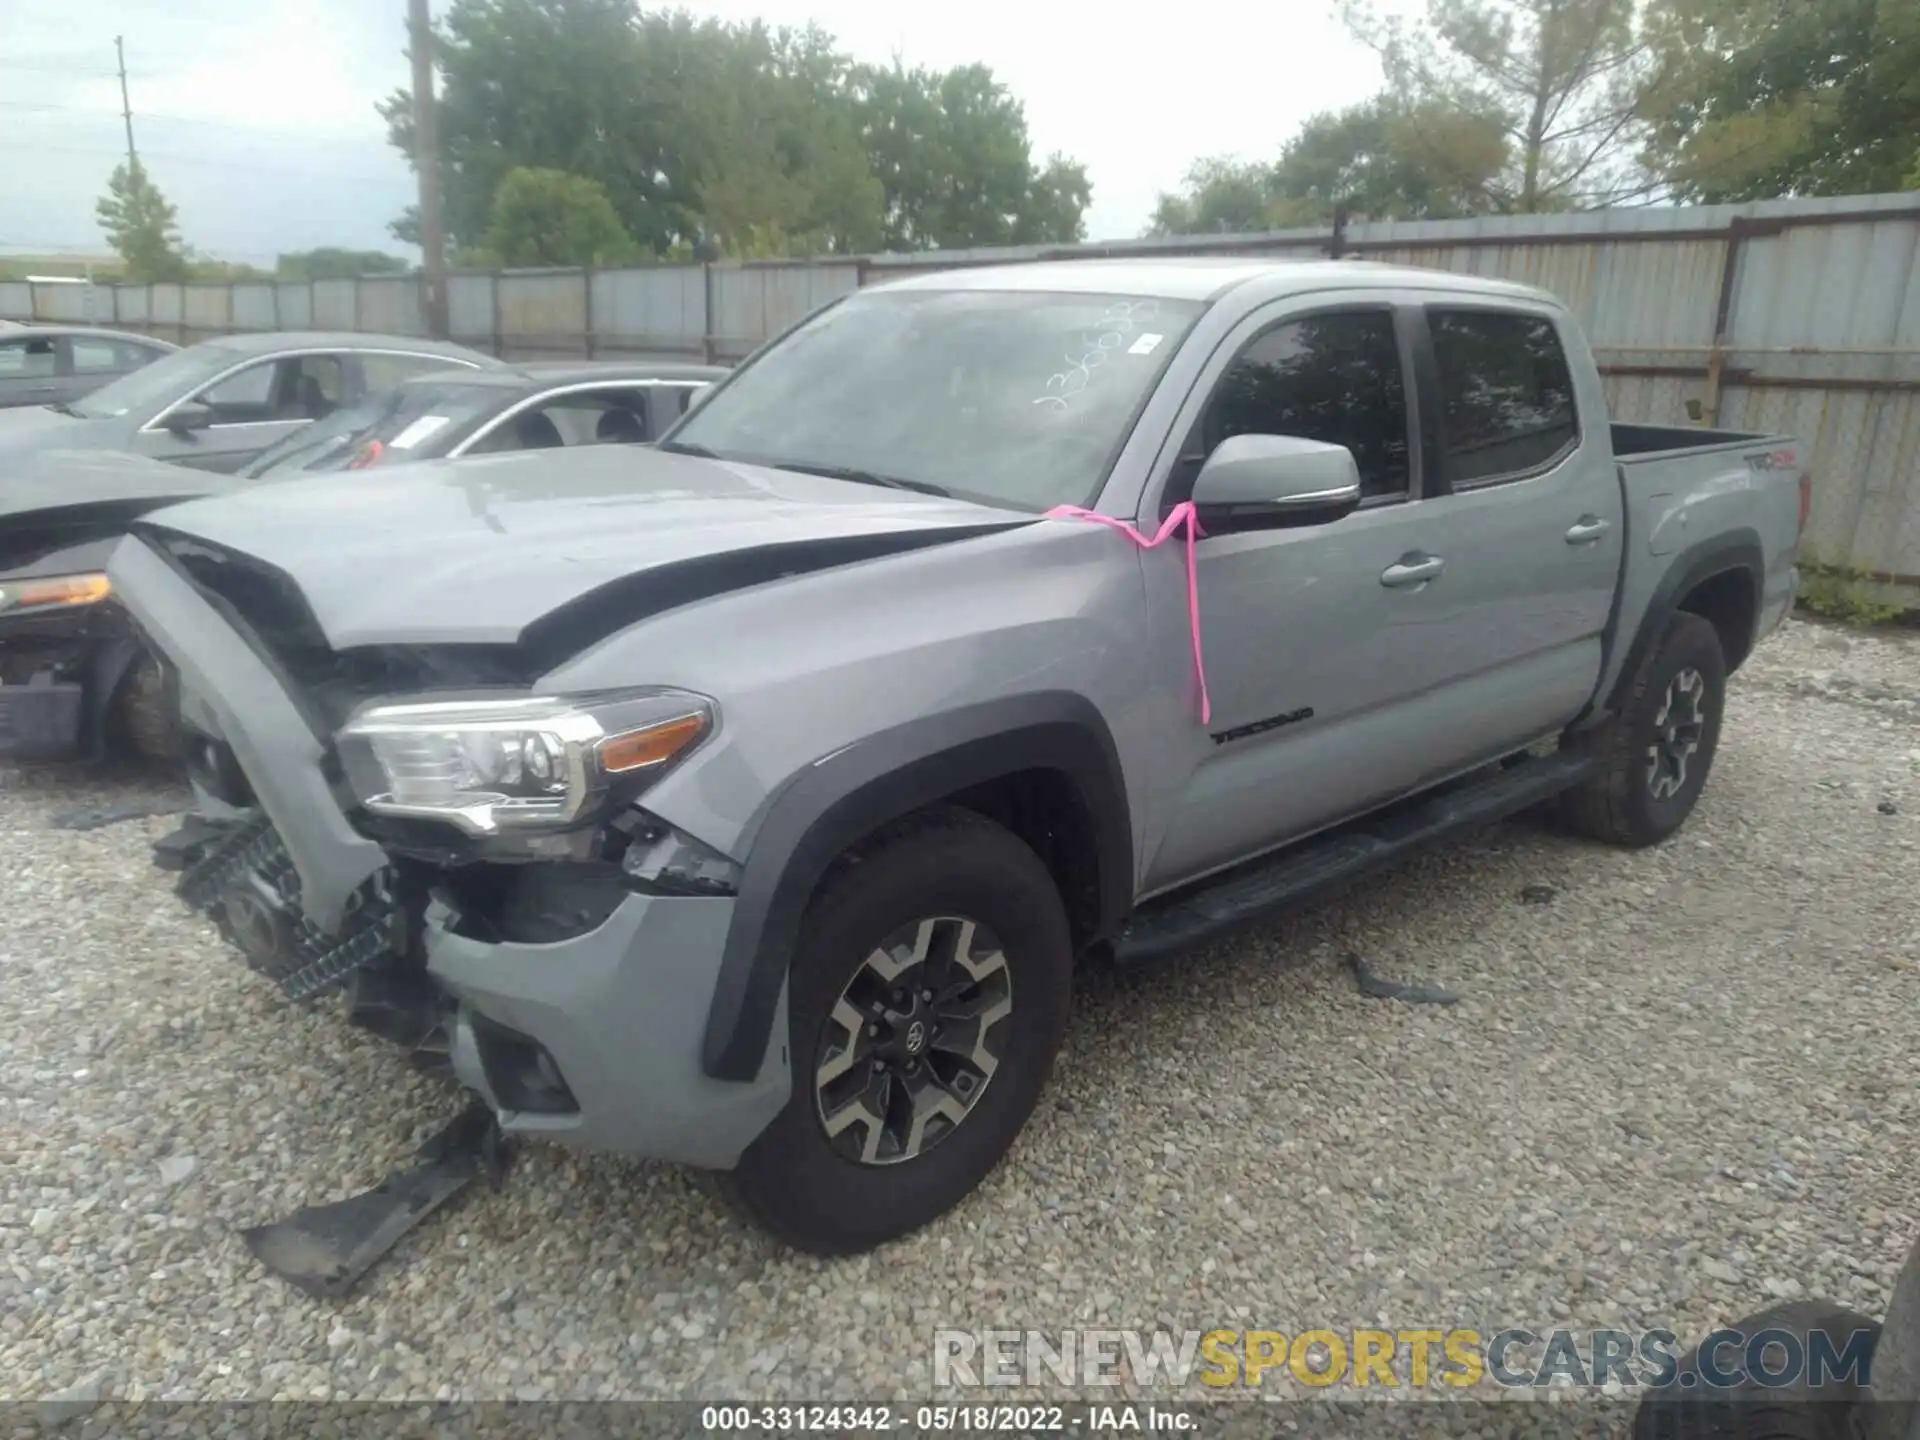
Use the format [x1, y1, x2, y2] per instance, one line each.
[0, 573, 113, 615]
[336, 689, 712, 836]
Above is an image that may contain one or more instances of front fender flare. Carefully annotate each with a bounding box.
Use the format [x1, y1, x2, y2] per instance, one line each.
[701, 691, 1133, 1082]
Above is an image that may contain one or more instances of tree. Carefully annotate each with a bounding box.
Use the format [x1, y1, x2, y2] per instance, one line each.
[1341, 0, 1660, 211]
[1147, 157, 1280, 236]
[485, 166, 637, 266]
[1639, 0, 1920, 200]
[1269, 97, 1510, 221]
[381, 0, 1090, 258]
[277, 248, 411, 281]
[1146, 97, 1508, 236]
[95, 160, 189, 281]
[851, 60, 1088, 249]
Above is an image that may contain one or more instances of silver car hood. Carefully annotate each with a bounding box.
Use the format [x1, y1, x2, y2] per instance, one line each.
[0, 405, 123, 456]
[132, 444, 1036, 650]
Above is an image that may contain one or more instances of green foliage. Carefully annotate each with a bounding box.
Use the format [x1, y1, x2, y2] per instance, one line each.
[851, 61, 1086, 249]
[484, 166, 638, 266]
[185, 257, 270, 281]
[1796, 562, 1914, 627]
[1341, 0, 1656, 211]
[95, 161, 190, 282]
[277, 248, 411, 281]
[381, 0, 1090, 258]
[1148, 97, 1509, 235]
[1640, 0, 1920, 201]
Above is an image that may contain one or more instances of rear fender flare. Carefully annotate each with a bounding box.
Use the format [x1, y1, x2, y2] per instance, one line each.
[701, 691, 1132, 1082]
[1601, 529, 1762, 720]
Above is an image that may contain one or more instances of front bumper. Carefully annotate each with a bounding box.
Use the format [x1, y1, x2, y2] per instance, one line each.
[428, 893, 789, 1169]
[112, 533, 792, 1170]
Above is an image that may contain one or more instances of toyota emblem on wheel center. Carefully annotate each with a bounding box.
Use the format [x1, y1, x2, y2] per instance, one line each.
[904, 1020, 927, 1055]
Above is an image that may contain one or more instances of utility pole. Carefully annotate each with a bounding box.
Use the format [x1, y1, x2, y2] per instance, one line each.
[407, 0, 451, 340]
[114, 35, 137, 171]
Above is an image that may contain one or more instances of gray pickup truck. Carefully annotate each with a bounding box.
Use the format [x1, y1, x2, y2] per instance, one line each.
[108, 258, 1806, 1256]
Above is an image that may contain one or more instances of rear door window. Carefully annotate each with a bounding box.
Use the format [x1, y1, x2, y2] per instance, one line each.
[0, 336, 58, 378]
[1427, 310, 1579, 485]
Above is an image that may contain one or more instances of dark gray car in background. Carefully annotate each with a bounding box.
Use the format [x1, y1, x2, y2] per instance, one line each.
[0, 325, 177, 410]
[0, 330, 496, 475]
[240, 360, 727, 478]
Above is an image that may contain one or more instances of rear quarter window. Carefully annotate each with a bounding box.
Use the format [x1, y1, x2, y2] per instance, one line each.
[1428, 309, 1578, 485]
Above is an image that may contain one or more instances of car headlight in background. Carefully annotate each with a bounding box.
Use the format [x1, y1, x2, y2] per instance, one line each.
[0, 573, 113, 614]
[336, 689, 712, 836]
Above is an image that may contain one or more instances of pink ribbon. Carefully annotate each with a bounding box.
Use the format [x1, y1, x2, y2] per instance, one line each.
[1045, 501, 1210, 725]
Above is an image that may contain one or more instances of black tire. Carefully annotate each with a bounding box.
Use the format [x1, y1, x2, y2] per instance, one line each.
[721, 805, 1072, 1254]
[1632, 1302, 1881, 1440]
[109, 651, 182, 766]
[1563, 611, 1727, 847]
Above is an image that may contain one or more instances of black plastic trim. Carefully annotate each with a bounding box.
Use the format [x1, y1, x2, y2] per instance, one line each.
[701, 692, 1133, 1082]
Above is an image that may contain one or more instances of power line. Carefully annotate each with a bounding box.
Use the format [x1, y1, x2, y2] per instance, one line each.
[0, 140, 403, 185]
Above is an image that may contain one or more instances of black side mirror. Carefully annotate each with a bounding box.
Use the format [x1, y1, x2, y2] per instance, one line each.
[1190, 434, 1364, 533]
[164, 401, 215, 438]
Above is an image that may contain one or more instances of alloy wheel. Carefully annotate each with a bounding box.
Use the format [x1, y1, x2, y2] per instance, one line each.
[812, 915, 1014, 1166]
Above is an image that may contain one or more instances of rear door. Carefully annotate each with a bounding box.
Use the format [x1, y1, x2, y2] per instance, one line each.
[0, 333, 62, 409]
[1400, 303, 1624, 772]
[62, 333, 164, 402]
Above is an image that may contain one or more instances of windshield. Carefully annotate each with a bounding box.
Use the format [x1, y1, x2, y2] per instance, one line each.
[666, 289, 1203, 511]
[242, 379, 503, 477]
[68, 343, 247, 420]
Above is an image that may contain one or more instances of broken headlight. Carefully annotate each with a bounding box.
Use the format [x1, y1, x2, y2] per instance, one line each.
[336, 689, 712, 836]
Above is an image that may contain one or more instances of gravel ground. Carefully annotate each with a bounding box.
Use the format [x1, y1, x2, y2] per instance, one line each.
[2, 616, 1917, 1427]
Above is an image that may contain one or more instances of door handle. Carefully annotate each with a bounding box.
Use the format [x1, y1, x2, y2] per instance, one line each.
[1380, 554, 1445, 588]
[1565, 515, 1612, 545]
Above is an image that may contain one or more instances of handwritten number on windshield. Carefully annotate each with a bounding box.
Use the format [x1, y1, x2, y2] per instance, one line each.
[1034, 301, 1159, 412]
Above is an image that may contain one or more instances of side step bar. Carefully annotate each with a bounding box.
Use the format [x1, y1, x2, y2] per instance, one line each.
[1114, 749, 1594, 966]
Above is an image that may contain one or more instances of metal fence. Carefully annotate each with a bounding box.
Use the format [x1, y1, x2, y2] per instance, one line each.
[5, 190, 1917, 589]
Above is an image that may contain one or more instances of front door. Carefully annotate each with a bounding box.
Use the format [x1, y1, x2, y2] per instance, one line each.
[137, 353, 346, 471]
[1139, 298, 1458, 892]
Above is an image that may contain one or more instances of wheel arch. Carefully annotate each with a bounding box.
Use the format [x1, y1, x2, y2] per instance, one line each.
[1604, 530, 1763, 719]
[702, 691, 1133, 1082]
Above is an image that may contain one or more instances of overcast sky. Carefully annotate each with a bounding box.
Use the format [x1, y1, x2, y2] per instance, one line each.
[0, 0, 1390, 264]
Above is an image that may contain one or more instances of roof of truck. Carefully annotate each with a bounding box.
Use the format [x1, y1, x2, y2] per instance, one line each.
[873, 256, 1554, 305]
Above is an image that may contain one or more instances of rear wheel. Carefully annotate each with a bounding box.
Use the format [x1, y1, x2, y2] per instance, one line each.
[722, 806, 1071, 1254]
[1563, 612, 1727, 847]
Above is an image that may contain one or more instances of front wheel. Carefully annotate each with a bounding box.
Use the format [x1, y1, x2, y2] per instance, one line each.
[109, 650, 183, 766]
[722, 806, 1072, 1254]
[1563, 612, 1727, 848]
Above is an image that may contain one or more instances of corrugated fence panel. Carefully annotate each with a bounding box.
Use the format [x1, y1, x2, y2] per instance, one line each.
[149, 283, 184, 338]
[113, 285, 150, 328]
[591, 267, 705, 356]
[710, 264, 858, 360]
[311, 280, 356, 330]
[357, 275, 425, 337]
[181, 285, 230, 341]
[31, 283, 116, 323]
[447, 274, 496, 350]
[274, 282, 312, 329]
[497, 270, 587, 358]
[231, 283, 278, 331]
[0, 282, 28, 320]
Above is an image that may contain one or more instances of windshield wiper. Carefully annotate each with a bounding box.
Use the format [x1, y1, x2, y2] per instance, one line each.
[43, 401, 80, 417]
[768, 460, 952, 498]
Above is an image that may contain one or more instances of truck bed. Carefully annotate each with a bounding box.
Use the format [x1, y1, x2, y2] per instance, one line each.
[1610, 420, 1773, 460]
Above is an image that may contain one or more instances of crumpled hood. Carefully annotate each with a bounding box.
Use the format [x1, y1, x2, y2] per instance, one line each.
[128, 444, 1036, 649]
[0, 446, 229, 524]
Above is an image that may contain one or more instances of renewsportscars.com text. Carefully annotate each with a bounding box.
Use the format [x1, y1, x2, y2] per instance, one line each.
[933, 1325, 1877, 1392]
